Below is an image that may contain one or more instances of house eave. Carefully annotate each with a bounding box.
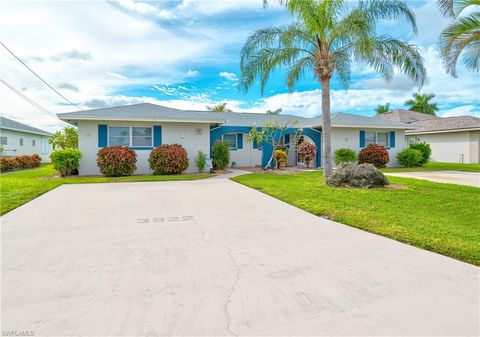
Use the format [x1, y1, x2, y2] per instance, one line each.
[57, 116, 226, 124]
[406, 127, 480, 135]
[0, 126, 51, 137]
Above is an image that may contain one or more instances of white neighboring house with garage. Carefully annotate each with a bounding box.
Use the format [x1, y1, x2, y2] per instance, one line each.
[377, 109, 480, 164]
[57, 103, 413, 175]
[0, 116, 52, 162]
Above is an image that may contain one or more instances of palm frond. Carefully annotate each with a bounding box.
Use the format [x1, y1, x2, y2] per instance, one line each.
[286, 56, 314, 90]
[333, 50, 352, 88]
[360, 0, 418, 36]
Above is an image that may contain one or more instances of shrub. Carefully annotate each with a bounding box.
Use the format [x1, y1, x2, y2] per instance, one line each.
[326, 162, 389, 188]
[358, 144, 389, 168]
[212, 141, 230, 170]
[50, 149, 82, 176]
[274, 149, 287, 168]
[409, 142, 431, 164]
[298, 141, 316, 167]
[195, 150, 207, 172]
[397, 148, 423, 167]
[0, 154, 41, 172]
[334, 148, 357, 165]
[97, 146, 137, 177]
[149, 144, 189, 175]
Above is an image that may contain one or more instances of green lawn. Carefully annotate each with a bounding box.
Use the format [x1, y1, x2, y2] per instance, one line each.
[382, 162, 480, 173]
[1, 164, 211, 215]
[232, 172, 480, 265]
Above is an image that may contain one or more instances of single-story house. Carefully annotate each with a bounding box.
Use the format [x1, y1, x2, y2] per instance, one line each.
[0, 116, 52, 162]
[377, 109, 480, 164]
[57, 103, 413, 175]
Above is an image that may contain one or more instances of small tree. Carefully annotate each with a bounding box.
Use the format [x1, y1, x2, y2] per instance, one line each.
[195, 151, 207, 172]
[248, 121, 302, 170]
[206, 103, 232, 112]
[298, 141, 316, 168]
[49, 126, 78, 149]
[266, 108, 282, 115]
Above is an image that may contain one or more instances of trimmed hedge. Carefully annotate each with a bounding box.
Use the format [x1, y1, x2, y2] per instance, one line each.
[410, 142, 431, 164]
[358, 144, 389, 168]
[334, 148, 357, 165]
[149, 144, 189, 175]
[97, 146, 137, 177]
[397, 148, 423, 167]
[50, 149, 82, 176]
[0, 154, 41, 172]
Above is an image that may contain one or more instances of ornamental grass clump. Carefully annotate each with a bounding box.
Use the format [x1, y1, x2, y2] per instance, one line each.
[97, 146, 137, 177]
[149, 144, 189, 175]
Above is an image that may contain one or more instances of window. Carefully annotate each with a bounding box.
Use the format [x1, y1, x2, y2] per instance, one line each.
[376, 132, 389, 147]
[19, 138, 23, 146]
[222, 133, 237, 150]
[41, 137, 48, 154]
[132, 127, 152, 147]
[408, 138, 416, 146]
[365, 132, 389, 148]
[32, 139, 36, 147]
[109, 127, 130, 146]
[0, 136, 7, 145]
[108, 126, 153, 147]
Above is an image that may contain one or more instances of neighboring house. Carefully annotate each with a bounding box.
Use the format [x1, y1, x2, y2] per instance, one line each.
[0, 116, 52, 162]
[57, 103, 413, 175]
[377, 109, 480, 163]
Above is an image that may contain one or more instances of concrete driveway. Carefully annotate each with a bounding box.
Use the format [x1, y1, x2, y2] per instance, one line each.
[2, 173, 478, 336]
[385, 170, 480, 187]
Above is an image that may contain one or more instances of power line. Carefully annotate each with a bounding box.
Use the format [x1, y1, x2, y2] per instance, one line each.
[0, 78, 60, 121]
[0, 41, 83, 111]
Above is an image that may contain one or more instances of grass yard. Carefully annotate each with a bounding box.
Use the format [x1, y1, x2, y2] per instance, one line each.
[382, 162, 480, 173]
[1, 164, 211, 215]
[232, 172, 480, 265]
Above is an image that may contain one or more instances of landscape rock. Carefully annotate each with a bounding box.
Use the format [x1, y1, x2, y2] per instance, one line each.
[326, 162, 389, 188]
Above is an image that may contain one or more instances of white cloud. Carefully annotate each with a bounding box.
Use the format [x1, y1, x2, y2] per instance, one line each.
[186, 69, 199, 77]
[107, 72, 128, 80]
[114, 0, 174, 19]
[440, 105, 480, 117]
[219, 71, 238, 81]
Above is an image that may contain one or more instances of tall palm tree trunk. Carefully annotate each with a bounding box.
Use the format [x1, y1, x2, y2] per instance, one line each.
[321, 78, 333, 177]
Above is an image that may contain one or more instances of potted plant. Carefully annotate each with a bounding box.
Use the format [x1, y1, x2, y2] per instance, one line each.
[278, 158, 287, 170]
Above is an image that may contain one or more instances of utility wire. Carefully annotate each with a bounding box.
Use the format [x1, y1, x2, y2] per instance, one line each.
[0, 41, 83, 111]
[0, 78, 60, 121]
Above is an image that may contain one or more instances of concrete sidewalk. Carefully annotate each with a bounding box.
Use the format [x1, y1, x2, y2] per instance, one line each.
[2, 177, 479, 336]
[385, 170, 480, 187]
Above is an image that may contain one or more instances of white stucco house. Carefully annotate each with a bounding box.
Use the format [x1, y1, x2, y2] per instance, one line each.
[0, 116, 52, 162]
[57, 103, 413, 175]
[377, 109, 480, 164]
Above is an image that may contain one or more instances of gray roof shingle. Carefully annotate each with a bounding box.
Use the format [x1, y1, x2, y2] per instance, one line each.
[57, 103, 413, 129]
[375, 109, 440, 123]
[0, 116, 52, 136]
[406, 115, 480, 134]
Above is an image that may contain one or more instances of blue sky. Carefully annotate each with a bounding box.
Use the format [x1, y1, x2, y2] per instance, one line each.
[0, 0, 479, 131]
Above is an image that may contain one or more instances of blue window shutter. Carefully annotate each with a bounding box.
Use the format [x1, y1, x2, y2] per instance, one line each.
[154, 126, 162, 147]
[237, 133, 243, 149]
[390, 131, 396, 148]
[359, 130, 365, 148]
[98, 124, 107, 147]
[253, 138, 258, 149]
[284, 134, 290, 145]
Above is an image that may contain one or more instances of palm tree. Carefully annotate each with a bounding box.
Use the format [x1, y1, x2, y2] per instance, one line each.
[375, 103, 390, 114]
[206, 102, 232, 112]
[266, 108, 282, 115]
[405, 93, 439, 115]
[438, 0, 480, 76]
[240, 0, 426, 177]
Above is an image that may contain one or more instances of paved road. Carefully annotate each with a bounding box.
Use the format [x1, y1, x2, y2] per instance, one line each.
[385, 170, 480, 187]
[2, 173, 478, 336]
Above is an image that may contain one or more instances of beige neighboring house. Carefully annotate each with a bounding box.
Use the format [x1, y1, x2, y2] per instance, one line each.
[0, 116, 53, 162]
[377, 109, 480, 164]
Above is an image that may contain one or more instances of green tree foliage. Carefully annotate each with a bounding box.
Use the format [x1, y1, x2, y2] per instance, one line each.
[241, 0, 426, 177]
[266, 108, 282, 115]
[206, 103, 233, 112]
[50, 148, 82, 176]
[405, 93, 439, 115]
[438, 0, 480, 76]
[375, 103, 390, 114]
[48, 126, 78, 149]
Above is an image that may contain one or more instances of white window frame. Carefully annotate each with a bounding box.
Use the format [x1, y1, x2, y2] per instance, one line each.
[19, 138, 24, 146]
[365, 131, 390, 148]
[221, 133, 238, 150]
[0, 136, 7, 145]
[41, 137, 48, 154]
[108, 126, 154, 148]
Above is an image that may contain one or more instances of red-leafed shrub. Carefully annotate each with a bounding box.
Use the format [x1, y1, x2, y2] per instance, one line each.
[97, 146, 137, 177]
[148, 144, 189, 175]
[298, 141, 316, 168]
[0, 154, 41, 172]
[358, 144, 389, 168]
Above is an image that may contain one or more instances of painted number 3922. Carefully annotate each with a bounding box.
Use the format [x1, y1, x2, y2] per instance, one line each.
[137, 216, 194, 224]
